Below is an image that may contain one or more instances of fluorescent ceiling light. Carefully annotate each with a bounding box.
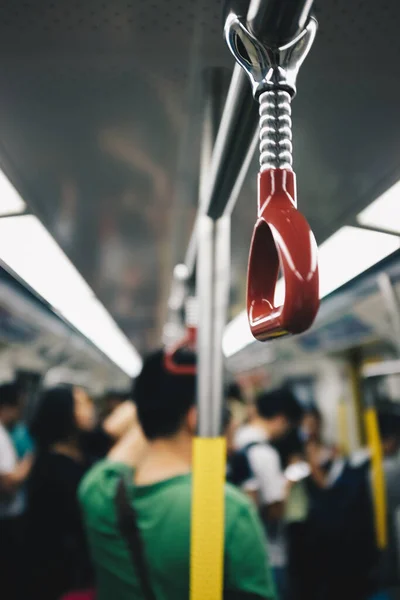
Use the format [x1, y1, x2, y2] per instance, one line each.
[61, 298, 141, 378]
[318, 226, 400, 297]
[0, 214, 142, 376]
[0, 170, 26, 216]
[223, 226, 400, 358]
[223, 311, 254, 358]
[0, 215, 93, 308]
[358, 180, 400, 233]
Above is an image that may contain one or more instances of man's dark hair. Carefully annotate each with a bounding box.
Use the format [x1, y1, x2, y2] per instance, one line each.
[256, 387, 303, 424]
[104, 389, 130, 402]
[0, 382, 20, 408]
[305, 405, 322, 422]
[225, 382, 244, 403]
[133, 349, 196, 441]
[30, 385, 77, 449]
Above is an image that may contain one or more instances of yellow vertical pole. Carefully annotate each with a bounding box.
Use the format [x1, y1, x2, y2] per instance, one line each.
[349, 354, 387, 549]
[337, 397, 350, 455]
[348, 358, 365, 447]
[364, 406, 388, 549]
[191, 437, 226, 600]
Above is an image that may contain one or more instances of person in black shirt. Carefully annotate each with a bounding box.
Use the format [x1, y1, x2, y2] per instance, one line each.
[26, 386, 96, 600]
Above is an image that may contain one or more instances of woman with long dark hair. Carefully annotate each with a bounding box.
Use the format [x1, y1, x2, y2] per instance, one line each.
[26, 385, 96, 600]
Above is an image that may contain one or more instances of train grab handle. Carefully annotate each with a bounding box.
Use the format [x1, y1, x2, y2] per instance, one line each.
[247, 168, 319, 340]
[164, 326, 197, 375]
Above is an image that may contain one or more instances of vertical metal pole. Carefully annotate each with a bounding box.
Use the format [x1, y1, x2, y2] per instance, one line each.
[195, 68, 230, 438]
[197, 215, 230, 437]
[191, 72, 230, 600]
[212, 216, 231, 432]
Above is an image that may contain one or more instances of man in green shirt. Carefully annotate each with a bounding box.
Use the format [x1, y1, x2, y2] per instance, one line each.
[79, 349, 276, 600]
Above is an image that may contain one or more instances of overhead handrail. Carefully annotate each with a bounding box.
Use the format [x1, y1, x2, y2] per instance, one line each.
[164, 325, 197, 375]
[225, 11, 319, 341]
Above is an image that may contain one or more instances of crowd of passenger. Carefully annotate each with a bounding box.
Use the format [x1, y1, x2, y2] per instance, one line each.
[0, 349, 399, 600]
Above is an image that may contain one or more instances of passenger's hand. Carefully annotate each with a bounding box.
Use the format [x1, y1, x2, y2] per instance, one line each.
[16, 453, 33, 480]
[103, 401, 138, 440]
[0, 453, 33, 494]
[108, 425, 147, 468]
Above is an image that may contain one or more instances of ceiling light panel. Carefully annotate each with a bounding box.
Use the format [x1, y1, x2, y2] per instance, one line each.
[318, 226, 400, 298]
[0, 170, 26, 216]
[358, 180, 400, 233]
[0, 214, 142, 376]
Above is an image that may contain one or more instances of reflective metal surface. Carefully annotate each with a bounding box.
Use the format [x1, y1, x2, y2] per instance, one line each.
[222, 0, 314, 48]
[197, 215, 230, 437]
[224, 15, 317, 98]
[195, 71, 230, 437]
[259, 90, 292, 170]
[246, 0, 314, 47]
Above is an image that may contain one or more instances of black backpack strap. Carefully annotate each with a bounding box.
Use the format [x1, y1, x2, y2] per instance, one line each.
[115, 477, 157, 600]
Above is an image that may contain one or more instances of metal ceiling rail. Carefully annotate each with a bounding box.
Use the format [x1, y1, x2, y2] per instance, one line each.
[362, 359, 400, 379]
[184, 0, 314, 276]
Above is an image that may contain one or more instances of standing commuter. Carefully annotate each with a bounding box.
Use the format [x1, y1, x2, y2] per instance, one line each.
[26, 386, 97, 600]
[231, 388, 303, 600]
[0, 382, 33, 600]
[79, 349, 276, 600]
[374, 413, 400, 593]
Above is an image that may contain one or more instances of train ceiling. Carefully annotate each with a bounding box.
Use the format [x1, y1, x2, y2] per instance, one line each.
[0, 0, 399, 353]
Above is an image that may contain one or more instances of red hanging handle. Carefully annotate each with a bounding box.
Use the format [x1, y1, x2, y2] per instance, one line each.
[164, 326, 197, 375]
[247, 169, 319, 341]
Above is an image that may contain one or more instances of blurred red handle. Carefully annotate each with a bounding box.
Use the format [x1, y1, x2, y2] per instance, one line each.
[164, 326, 197, 374]
[247, 169, 319, 341]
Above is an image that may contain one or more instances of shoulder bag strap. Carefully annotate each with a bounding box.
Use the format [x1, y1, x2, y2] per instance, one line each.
[115, 477, 157, 600]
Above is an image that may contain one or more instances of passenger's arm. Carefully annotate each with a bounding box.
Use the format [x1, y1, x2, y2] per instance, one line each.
[0, 453, 33, 495]
[225, 502, 276, 600]
[107, 425, 147, 468]
[103, 401, 138, 440]
[245, 489, 259, 504]
[248, 446, 286, 521]
[260, 501, 284, 522]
